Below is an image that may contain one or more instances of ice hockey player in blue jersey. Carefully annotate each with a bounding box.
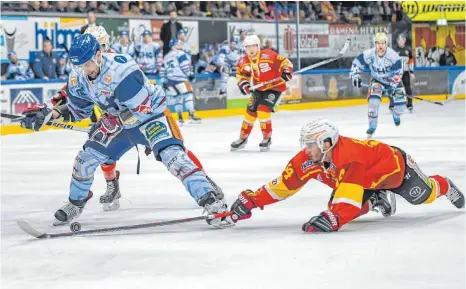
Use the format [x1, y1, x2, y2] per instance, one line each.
[111, 31, 135, 57]
[161, 38, 201, 126]
[176, 29, 192, 56]
[134, 30, 162, 75]
[350, 32, 406, 138]
[19, 34, 232, 228]
[211, 40, 239, 96]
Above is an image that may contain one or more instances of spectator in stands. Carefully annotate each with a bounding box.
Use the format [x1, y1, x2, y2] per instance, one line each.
[440, 47, 457, 66]
[97, 2, 108, 14]
[17, 1, 29, 12]
[76, 1, 88, 13]
[67, 1, 78, 12]
[153, 2, 164, 16]
[30, 1, 41, 12]
[40, 1, 53, 12]
[32, 39, 57, 80]
[57, 53, 71, 80]
[88, 1, 98, 12]
[141, 2, 152, 15]
[6, 51, 32, 81]
[160, 11, 183, 55]
[129, 2, 140, 15]
[55, 1, 67, 13]
[120, 1, 130, 15]
[80, 11, 98, 34]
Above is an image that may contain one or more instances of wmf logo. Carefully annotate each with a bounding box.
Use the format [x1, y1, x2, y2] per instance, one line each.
[401, 1, 419, 18]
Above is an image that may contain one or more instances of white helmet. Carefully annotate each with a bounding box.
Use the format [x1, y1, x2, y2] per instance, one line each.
[299, 117, 339, 154]
[243, 35, 260, 48]
[374, 32, 388, 44]
[85, 26, 110, 49]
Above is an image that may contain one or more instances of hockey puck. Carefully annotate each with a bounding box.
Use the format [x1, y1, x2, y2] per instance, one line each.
[70, 222, 81, 232]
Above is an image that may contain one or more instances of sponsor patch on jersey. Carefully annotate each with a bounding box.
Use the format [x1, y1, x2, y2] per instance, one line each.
[301, 160, 315, 171]
[144, 120, 171, 145]
[105, 74, 112, 84]
[114, 55, 127, 64]
[261, 54, 271, 59]
[271, 177, 280, 186]
[100, 90, 112, 96]
[70, 77, 77, 86]
[267, 93, 276, 101]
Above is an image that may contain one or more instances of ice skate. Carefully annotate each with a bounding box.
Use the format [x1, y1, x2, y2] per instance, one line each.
[366, 128, 375, 139]
[259, 138, 272, 152]
[178, 112, 184, 127]
[53, 191, 93, 226]
[407, 104, 413, 113]
[445, 178, 465, 209]
[100, 170, 121, 211]
[231, 138, 248, 151]
[198, 191, 234, 228]
[370, 190, 396, 217]
[188, 113, 202, 124]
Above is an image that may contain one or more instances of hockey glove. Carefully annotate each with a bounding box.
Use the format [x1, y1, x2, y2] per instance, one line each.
[20, 104, 53, 131]
[302, 210, 340, 233]
[281, 69, 292, 82]
[239, 81, 251, 96]
[351, 73, 361, 88]
[188, 74, 195, 82]
[51, 89, 68, 106]
[230, 190, 257, 223]
[89, 114, 123, 143]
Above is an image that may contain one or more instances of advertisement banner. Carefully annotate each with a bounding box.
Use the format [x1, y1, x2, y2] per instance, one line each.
[228, 22, 276, 49]
[129, 19, 151, 44]
[402, 1, 465, 21]
[32, 17, 86, 51]
[0, 85, 11, 124]
[150, 20, 164, 46]
[412, 70, 448, 96]
[280, 24, 329, 58]
[0, 16, 35, 62]
[328, 24, 392, 57]
[97, 18, 130, 47]
[179, 21, 199, 54]
[192, 77, 227, 111]
[10, 87, 43, 115]
[412, 23, 465, 66]
[199, 21, 227, 49]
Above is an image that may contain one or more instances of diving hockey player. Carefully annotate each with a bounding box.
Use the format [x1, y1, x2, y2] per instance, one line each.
[161, 38, 201, 125]
[20, 34, 232, 228]
[51, 25, 122, 212]
[230, 34, 293, 152]
[350, 32, 406, 138]
[134, 30, 162, 75]
[392, 34, 415, 112]
[229, 117, 464, 232]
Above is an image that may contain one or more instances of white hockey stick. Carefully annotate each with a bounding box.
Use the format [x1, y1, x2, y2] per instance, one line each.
[250, 38, 351, 91]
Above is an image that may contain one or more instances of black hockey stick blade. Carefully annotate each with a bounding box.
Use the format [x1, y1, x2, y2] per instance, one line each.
[1, 112, 24, 120]
[17, 212, 232, 239]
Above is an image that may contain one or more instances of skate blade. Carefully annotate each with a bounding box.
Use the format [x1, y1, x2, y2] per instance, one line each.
[260, 146, 271, 152]
[103, 199, 120, 211]
[53, 220, 70, 226]
[188, 120, 202, 124]
[230, 143, 247, 151]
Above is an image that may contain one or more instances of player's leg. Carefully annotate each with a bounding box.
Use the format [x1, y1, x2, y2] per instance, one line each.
[390, 86, 407, 126]
[230, 92, 260, 151]
[367, 81, 383, 138]
[391, 147, 464, 208]
[180, 81, 201, 123]
[53, 121, 134, 225]
[256, 90, 281, 152]
[166, 81, 185, 125]
[218, 65, 229, 96]
[136, 110, 233, 227]
[402, 72, 414, 112]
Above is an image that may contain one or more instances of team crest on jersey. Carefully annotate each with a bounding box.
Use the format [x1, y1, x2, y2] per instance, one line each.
[114, 55, 127, 64]
[70, 77, 77, 86]
[105, 74, 112, 84]
[137, 104, 152, 114]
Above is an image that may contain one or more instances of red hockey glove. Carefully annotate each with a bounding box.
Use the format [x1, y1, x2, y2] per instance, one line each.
[230, 190, 257, 223]
[302, 210, 340, 233]
[51, 89, 68, 106]
[281, 69, 292, 82]
[239, 81, 251, 96]
[20, 104, 53, 131]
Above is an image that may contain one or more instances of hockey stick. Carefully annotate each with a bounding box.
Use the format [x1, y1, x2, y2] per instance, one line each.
[250, 38, 351, 91]
[17, 212, 232, 239]
[1, 113, 90, 133]
[360, 83, 456, 106]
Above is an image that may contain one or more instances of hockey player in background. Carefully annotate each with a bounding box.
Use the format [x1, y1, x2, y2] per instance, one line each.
[392, 34, 414, 112]
[211, 40, 238, 97]
[176, 29, 192, 56]
[229, 117, 464, 232]
[350, 32, 406, 138]
[231, 35, 293, 152]
[20, 34, 231, 227]
[51, 25, 122, 212]
[161, 38, 201, 126]
[111, 31, 135, 57]
[135, 30, 162, 76]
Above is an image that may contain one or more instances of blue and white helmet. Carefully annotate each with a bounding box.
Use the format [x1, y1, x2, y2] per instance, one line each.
[69, 34, 101, 66]
[169, 38, 182, 49]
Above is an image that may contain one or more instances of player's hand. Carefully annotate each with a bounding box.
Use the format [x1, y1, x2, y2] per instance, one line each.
[188, 74, 195, 82]
[89, 114, 122, 141]
[230, 189, 257, 223]
[351, 73, 361, 88]
[51, 89, 68, 106]
[302, 210, 340, 233]
[281, 69, 292, 82]
[239, 81, 251, 96]
[20, 104, 52, 131]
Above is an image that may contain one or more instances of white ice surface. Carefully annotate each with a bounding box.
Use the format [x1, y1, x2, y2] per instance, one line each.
[1, 102, 465, 289]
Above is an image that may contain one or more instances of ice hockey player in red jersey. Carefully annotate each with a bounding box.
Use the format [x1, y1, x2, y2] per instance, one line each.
[229, 117, 464, 232]
[231, 34, 293, 152]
